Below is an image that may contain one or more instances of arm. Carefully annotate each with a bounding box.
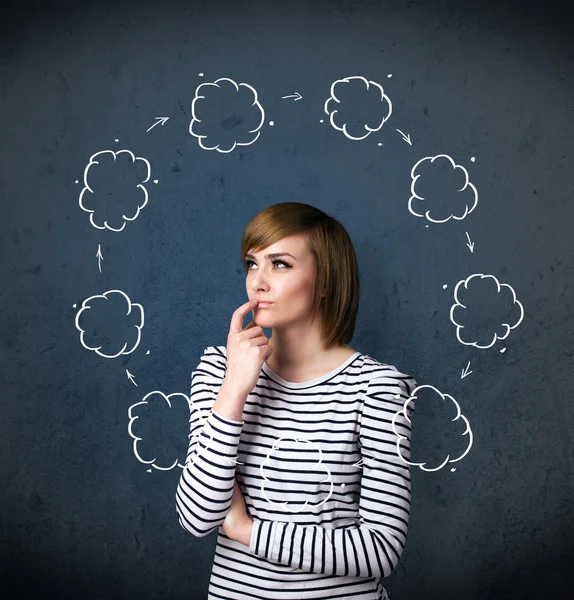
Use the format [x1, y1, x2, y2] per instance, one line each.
[175, 347, 247, 537]
[247, 371, 417, 578]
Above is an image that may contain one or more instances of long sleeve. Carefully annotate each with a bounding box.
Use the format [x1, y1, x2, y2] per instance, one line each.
[248, 370, 417, 578]
[175, 346, 243, 537]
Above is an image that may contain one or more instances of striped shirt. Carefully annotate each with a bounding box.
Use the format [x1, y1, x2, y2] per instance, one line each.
[175, 345, 417, 600]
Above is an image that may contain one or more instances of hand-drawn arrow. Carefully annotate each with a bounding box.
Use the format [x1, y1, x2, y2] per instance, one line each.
[396, 129, 412, 145]
[222, 456, 244, 466]
[281, 92, 303, 101]
[146, 117, 170, 132]
[96, 244, 103, 273]
[126, 369, 138, 387]
[465, 232, 475, 253]
[461, 361, 473, 379]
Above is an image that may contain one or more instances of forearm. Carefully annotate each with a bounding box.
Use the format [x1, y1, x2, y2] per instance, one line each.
[175, 383, 247, 536]
[248, 514, 409, 578]
[212, 377, 249, 422]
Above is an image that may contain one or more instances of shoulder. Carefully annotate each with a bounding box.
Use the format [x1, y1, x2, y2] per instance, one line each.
[359, 355, 417, 427]
[191, 345, 227, 382]
[361, 353, 417, 399]
[201, 344, 227, 361]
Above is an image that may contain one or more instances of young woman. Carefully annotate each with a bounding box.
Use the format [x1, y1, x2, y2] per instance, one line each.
[175, 202, 417, 599]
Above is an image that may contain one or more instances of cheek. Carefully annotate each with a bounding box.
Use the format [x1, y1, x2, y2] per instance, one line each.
[283, 283, 316, 307]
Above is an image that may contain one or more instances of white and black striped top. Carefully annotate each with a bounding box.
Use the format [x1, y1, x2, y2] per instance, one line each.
[175, 345, 417, 600]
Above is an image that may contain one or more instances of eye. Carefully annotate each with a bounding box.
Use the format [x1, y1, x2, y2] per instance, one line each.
[244, 259, 290, 270]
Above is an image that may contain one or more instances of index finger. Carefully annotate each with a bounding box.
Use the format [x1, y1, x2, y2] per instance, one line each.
[229, 299, 258, 334]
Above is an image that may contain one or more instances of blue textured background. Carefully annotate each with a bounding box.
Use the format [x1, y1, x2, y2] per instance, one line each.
[1, 0, 572, 598]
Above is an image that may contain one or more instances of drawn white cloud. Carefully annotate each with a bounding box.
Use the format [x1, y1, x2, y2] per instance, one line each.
[260, 437, 333, 513]
[392, 384, 473, 472]
[74, 289, 144, 358]
[79, 149, 151, 232]
[324, 75, 392, 140]
[189, 77, 265, 152]
[128, 391, 190, 471]
[408, 154, 478, 223]
[450, 273, 524, 348]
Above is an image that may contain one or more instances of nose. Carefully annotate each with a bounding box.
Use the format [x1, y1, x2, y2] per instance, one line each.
[249, 266, 271, 290]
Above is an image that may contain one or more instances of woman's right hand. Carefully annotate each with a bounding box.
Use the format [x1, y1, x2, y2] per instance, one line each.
[224, 299, 274, 398]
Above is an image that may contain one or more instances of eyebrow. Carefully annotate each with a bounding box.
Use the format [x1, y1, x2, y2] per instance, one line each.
[244, 252, 296, 260]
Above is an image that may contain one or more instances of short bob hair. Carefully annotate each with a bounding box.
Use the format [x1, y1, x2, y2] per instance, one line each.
[240, 202, 360, 350]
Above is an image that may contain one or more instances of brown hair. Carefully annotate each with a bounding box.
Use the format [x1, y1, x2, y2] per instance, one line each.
[240, 202, 360, 350]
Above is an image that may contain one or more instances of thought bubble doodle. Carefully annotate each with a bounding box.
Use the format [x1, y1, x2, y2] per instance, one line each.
[74, 289, 144, 358]
[128, 391, 190, 471]
[189, 77, 265, 152]
[324, 75, 392, 140]
[79, 149, 151, 232]
[260, 437, 333, 513]
[392, 384, 473, 472]
[450, 274, 524, 348]
[408, 154, 478, 223]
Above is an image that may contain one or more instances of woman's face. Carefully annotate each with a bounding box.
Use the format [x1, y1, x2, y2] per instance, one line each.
[244, 233, 320, 328]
